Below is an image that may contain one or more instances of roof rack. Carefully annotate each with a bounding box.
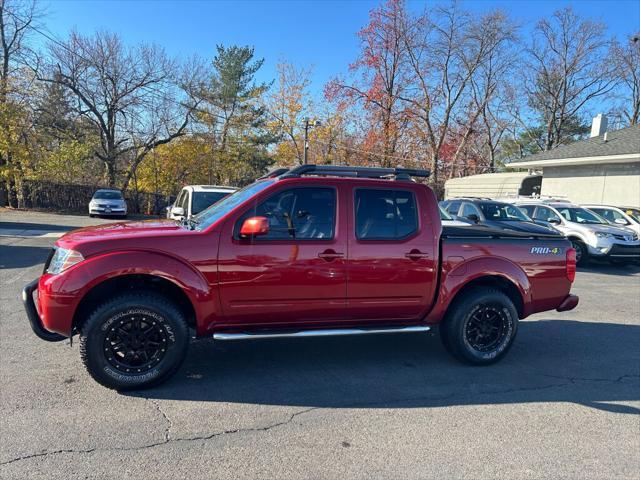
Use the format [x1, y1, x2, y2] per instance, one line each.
[279, 164, 430, 181]
[258, 167, 290, 180]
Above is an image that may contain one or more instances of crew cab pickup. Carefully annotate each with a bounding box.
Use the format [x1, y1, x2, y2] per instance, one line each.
[23, 165, 579, 390]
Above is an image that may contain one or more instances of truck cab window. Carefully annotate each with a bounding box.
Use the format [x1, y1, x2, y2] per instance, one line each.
[355, 189, 418, 240]
[239, 187, 336, 240]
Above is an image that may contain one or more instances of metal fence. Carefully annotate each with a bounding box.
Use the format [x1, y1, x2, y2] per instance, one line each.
[17, 180, 174, 215]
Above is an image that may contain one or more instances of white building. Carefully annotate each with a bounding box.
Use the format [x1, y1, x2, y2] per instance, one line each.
[507, 118, 640, 206]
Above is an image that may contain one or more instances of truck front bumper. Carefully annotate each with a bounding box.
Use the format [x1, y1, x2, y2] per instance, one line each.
[556, 294, 579, 312]
[22, 279, 67, 342]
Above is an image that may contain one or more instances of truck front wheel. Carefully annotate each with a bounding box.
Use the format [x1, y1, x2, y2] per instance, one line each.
[80, 292, 189, 390]
[440, 288, 518, 365]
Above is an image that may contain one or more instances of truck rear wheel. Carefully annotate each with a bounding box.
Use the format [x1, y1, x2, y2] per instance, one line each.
[80, 292, 189, 391]
[440, 287, 518, 365]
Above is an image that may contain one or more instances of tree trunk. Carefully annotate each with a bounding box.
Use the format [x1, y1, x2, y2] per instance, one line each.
[105, 161, 116, 187]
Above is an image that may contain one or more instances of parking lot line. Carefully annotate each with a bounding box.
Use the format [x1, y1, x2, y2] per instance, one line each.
[0, 229, 64, 238]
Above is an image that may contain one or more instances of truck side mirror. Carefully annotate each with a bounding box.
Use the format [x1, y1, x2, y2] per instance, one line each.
[614, 218, 628, 226]
[171, 206, 185, 218]
[548, 217, 561, 225]
[467, 214, 480, 223]
[240, 216, 270, 237]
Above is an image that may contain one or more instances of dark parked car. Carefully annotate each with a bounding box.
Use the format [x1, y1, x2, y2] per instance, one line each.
[440, 198, 560, 235]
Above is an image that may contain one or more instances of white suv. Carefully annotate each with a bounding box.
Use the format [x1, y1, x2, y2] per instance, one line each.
[515, 201, 640, 264]
[582, 205, 640, 237]
[167, 185, 237, 221]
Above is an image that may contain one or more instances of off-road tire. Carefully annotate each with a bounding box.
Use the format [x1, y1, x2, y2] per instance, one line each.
[80, 291, 189, 391]
[440, 287, 518, 365]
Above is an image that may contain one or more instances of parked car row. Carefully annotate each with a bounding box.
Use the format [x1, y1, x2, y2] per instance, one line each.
[87, 185, 237, 221]
[87, 184, 639, 267]
[441, 197, 640, 265]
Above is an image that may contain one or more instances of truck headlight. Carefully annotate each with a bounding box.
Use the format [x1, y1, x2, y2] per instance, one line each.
[595, 232, 613, 238]
[47, 248, 84, 274]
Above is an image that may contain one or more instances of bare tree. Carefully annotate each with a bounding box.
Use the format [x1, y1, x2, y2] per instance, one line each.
[265, 60, 312, 165]
[327, 0, 411, 167]
[399, 4, 512, 185]
[524, 7, 616, 150]
[0, 0, 40, 206]
[448, 11, 517, 176]
[42, 30, 203, 189]
[611, 33, 640, 126]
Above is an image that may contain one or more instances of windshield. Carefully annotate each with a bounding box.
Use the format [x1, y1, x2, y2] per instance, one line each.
[557, 207, 606, 225]
[479, 202, 530, 221]
[93, 190, 123, 200]
[439, 206, 453, 220]
[191, 191, 233, 215]
[624, 208, 640, 223]
[193, 180, 274, 231]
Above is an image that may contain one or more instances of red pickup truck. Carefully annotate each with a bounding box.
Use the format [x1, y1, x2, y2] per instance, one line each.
[23, 165, 578, 390]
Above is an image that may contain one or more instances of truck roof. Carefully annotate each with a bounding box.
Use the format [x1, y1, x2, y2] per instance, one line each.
[262, 164, 430, 182]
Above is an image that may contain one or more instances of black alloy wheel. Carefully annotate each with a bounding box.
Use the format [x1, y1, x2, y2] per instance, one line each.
[80, 291, 189, 390]
[440, 287, 518, 365]
[463, 304, 510, 353]
[103, 314, 169, 374]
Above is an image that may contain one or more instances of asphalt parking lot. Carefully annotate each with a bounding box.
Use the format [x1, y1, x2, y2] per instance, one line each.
[0, 209, 638, 479]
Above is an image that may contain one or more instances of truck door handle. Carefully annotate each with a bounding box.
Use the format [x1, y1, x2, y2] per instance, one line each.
[318, 250, 344, 261]
[405, 250, 429, 260]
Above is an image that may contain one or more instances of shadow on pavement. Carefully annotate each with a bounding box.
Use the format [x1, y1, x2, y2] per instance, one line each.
[130, 320, 639, 415]
[0, 221, 82, 232]
[578, 260, 640, 276]
[0, 245, 51, 269]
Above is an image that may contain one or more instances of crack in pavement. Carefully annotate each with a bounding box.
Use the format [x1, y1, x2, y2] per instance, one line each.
[150, 399, 172, 442]
[0, 407, 318, 467]
[2, 372, 637, 467]
[540, 373, 639, 384]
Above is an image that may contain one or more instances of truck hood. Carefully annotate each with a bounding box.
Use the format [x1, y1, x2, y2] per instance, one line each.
[56, 219, 186, 249]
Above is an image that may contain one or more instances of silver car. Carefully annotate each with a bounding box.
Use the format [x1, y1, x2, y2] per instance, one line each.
[515, 201, 640, 264]
[582, 205, 640, 238]
[88, 189, 128, 218]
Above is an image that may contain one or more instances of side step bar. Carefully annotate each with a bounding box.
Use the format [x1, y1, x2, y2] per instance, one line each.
[213, 325, 430, 341]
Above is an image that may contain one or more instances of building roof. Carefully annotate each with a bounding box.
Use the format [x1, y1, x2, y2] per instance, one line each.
[507, 124, 640, 168]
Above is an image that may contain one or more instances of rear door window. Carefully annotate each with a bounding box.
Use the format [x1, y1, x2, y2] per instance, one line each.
[355, 189, 418, 240]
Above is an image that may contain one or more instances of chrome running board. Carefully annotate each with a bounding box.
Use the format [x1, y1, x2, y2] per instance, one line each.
[213, 325, 430, 341]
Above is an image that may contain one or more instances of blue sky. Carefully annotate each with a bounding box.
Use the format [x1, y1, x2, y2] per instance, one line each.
[40, 0, 640, 98]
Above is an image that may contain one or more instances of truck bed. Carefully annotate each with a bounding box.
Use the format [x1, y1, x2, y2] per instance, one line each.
[442, 224, 564, 240]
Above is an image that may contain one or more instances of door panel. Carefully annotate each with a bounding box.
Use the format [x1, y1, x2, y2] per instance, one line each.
[217, 185, 347, 327]
[347, 186, 438, 321]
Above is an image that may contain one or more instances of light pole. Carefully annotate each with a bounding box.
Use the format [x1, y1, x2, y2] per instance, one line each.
[303, 117, 321, 165]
